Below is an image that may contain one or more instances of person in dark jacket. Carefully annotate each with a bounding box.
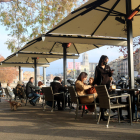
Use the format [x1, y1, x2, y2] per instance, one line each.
[26, 77, 40, 106]
[93, 55, 114, 121]
[93, 55, 113, 89]
[50, 77, 67, 110]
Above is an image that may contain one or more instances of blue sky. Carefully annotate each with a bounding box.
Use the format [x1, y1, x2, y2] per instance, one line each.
[0, 25, 124, 75]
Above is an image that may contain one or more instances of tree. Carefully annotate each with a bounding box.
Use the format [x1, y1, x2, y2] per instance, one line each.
[0, 0, 87, 52]
[0, 55, 18, 83]
[107, 36, 140, 56]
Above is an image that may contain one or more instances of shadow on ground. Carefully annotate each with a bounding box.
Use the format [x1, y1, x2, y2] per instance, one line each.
[0, 98, 140, 140]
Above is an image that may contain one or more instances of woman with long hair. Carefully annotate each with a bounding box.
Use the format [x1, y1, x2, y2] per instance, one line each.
[93, 55, 113, 121]
[93, 55, 113, 89]
[75, 72, 98, 112]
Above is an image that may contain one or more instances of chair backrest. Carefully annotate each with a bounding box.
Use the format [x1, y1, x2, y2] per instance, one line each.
[68, 86, 77, 103]
[95, 85, 110, 109]
[42, 87, 53, 101]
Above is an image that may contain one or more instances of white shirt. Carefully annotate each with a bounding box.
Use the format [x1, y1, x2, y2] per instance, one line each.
[7, 86, 14, 97]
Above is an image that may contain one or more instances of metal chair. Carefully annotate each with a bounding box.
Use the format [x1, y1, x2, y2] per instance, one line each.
[136, 93, 140, 121]
[42, 87, 65, 112]
[95, 85, 132, 128]
[68, 86, 97, 120]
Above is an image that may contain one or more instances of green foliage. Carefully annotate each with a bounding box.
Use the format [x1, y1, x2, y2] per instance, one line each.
[0, 0, 87, 52]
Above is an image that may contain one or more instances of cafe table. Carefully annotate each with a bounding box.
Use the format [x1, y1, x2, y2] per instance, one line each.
[111, 88, 139, 120]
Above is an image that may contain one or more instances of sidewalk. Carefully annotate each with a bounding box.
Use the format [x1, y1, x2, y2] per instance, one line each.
[0, 98, 140, 140]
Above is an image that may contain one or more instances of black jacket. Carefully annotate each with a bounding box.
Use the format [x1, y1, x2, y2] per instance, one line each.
[93, 65, 112, 89]
[50, 81, 67, 94]
[26, 81, 35, 95]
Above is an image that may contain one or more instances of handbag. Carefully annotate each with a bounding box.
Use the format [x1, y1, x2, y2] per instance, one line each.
[86, 87, 97, 94]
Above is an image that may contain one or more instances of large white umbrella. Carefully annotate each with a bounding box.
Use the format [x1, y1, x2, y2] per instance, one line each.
[47, 0, 139, 120]
[47, 0, 140, 38]
[20, 34, 127, 54]
[17, 34, 127, 85]
[1, 50, 79, 86]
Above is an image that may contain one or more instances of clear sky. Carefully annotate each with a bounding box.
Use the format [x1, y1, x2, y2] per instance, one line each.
[0, 24, 125, 75]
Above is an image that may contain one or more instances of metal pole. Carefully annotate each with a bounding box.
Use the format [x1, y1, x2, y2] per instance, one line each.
[19, 66, 21, 81]
[33, 58, 37, 88]
[73, 59, 75, 81]
[126, 0, 135, 120]
[63, 44, 67, 86]
[43, 67, 46, 85]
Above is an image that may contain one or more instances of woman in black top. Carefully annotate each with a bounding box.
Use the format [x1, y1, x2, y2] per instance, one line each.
[50, 77, 67, 110]
[93, 55, 113, 89]
[93, 55, 113, 121]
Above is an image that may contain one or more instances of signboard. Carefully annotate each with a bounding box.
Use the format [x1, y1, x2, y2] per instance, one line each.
[68, 62, 81, 70]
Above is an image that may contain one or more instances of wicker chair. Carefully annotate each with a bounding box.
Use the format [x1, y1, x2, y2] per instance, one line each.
[68, 86, 97, 120]
[136, 93, 140, 121]
[95, 85, 132, 127]
[42, 87, 65, 112]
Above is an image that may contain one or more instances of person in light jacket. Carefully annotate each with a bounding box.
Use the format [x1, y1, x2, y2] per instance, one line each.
[75, 72, 98, 112]
[7, 83, 15, 99]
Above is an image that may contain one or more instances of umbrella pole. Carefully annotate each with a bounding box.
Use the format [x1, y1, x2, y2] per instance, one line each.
[43, 67, 46, 85]
[19, 66, 21, 81]
[126, 0, 135, 120]
[63, 44, 67, 86]
[33, 58, 37, 88]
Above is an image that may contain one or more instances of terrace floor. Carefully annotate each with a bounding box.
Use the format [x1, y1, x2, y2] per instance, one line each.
[0, 98, 140, 140]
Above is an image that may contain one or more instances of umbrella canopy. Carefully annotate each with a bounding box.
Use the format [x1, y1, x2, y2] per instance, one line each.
[47, 0, 140, 38]
[18, 34, 127, 54]
[3, 52, 79, 63]
[0, 63, 49, 68]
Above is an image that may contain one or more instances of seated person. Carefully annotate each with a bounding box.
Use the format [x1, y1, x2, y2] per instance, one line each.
[89, 77, 94, 85]
[22, 82, 26, 93]
[15, 81, 26, 103]
[82, 77, 95, 113]
[35, 81, 43, 94]
[7, 83, 15, 99]
[50, 77, 67, 110]
[75, 72, 98, 112]
[26, 77, 40, 106]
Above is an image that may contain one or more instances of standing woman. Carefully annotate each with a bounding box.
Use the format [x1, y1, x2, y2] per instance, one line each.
[75, 72, 98, 112]
[93, 55, 113, 120]
[93, 55, 113, 89]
